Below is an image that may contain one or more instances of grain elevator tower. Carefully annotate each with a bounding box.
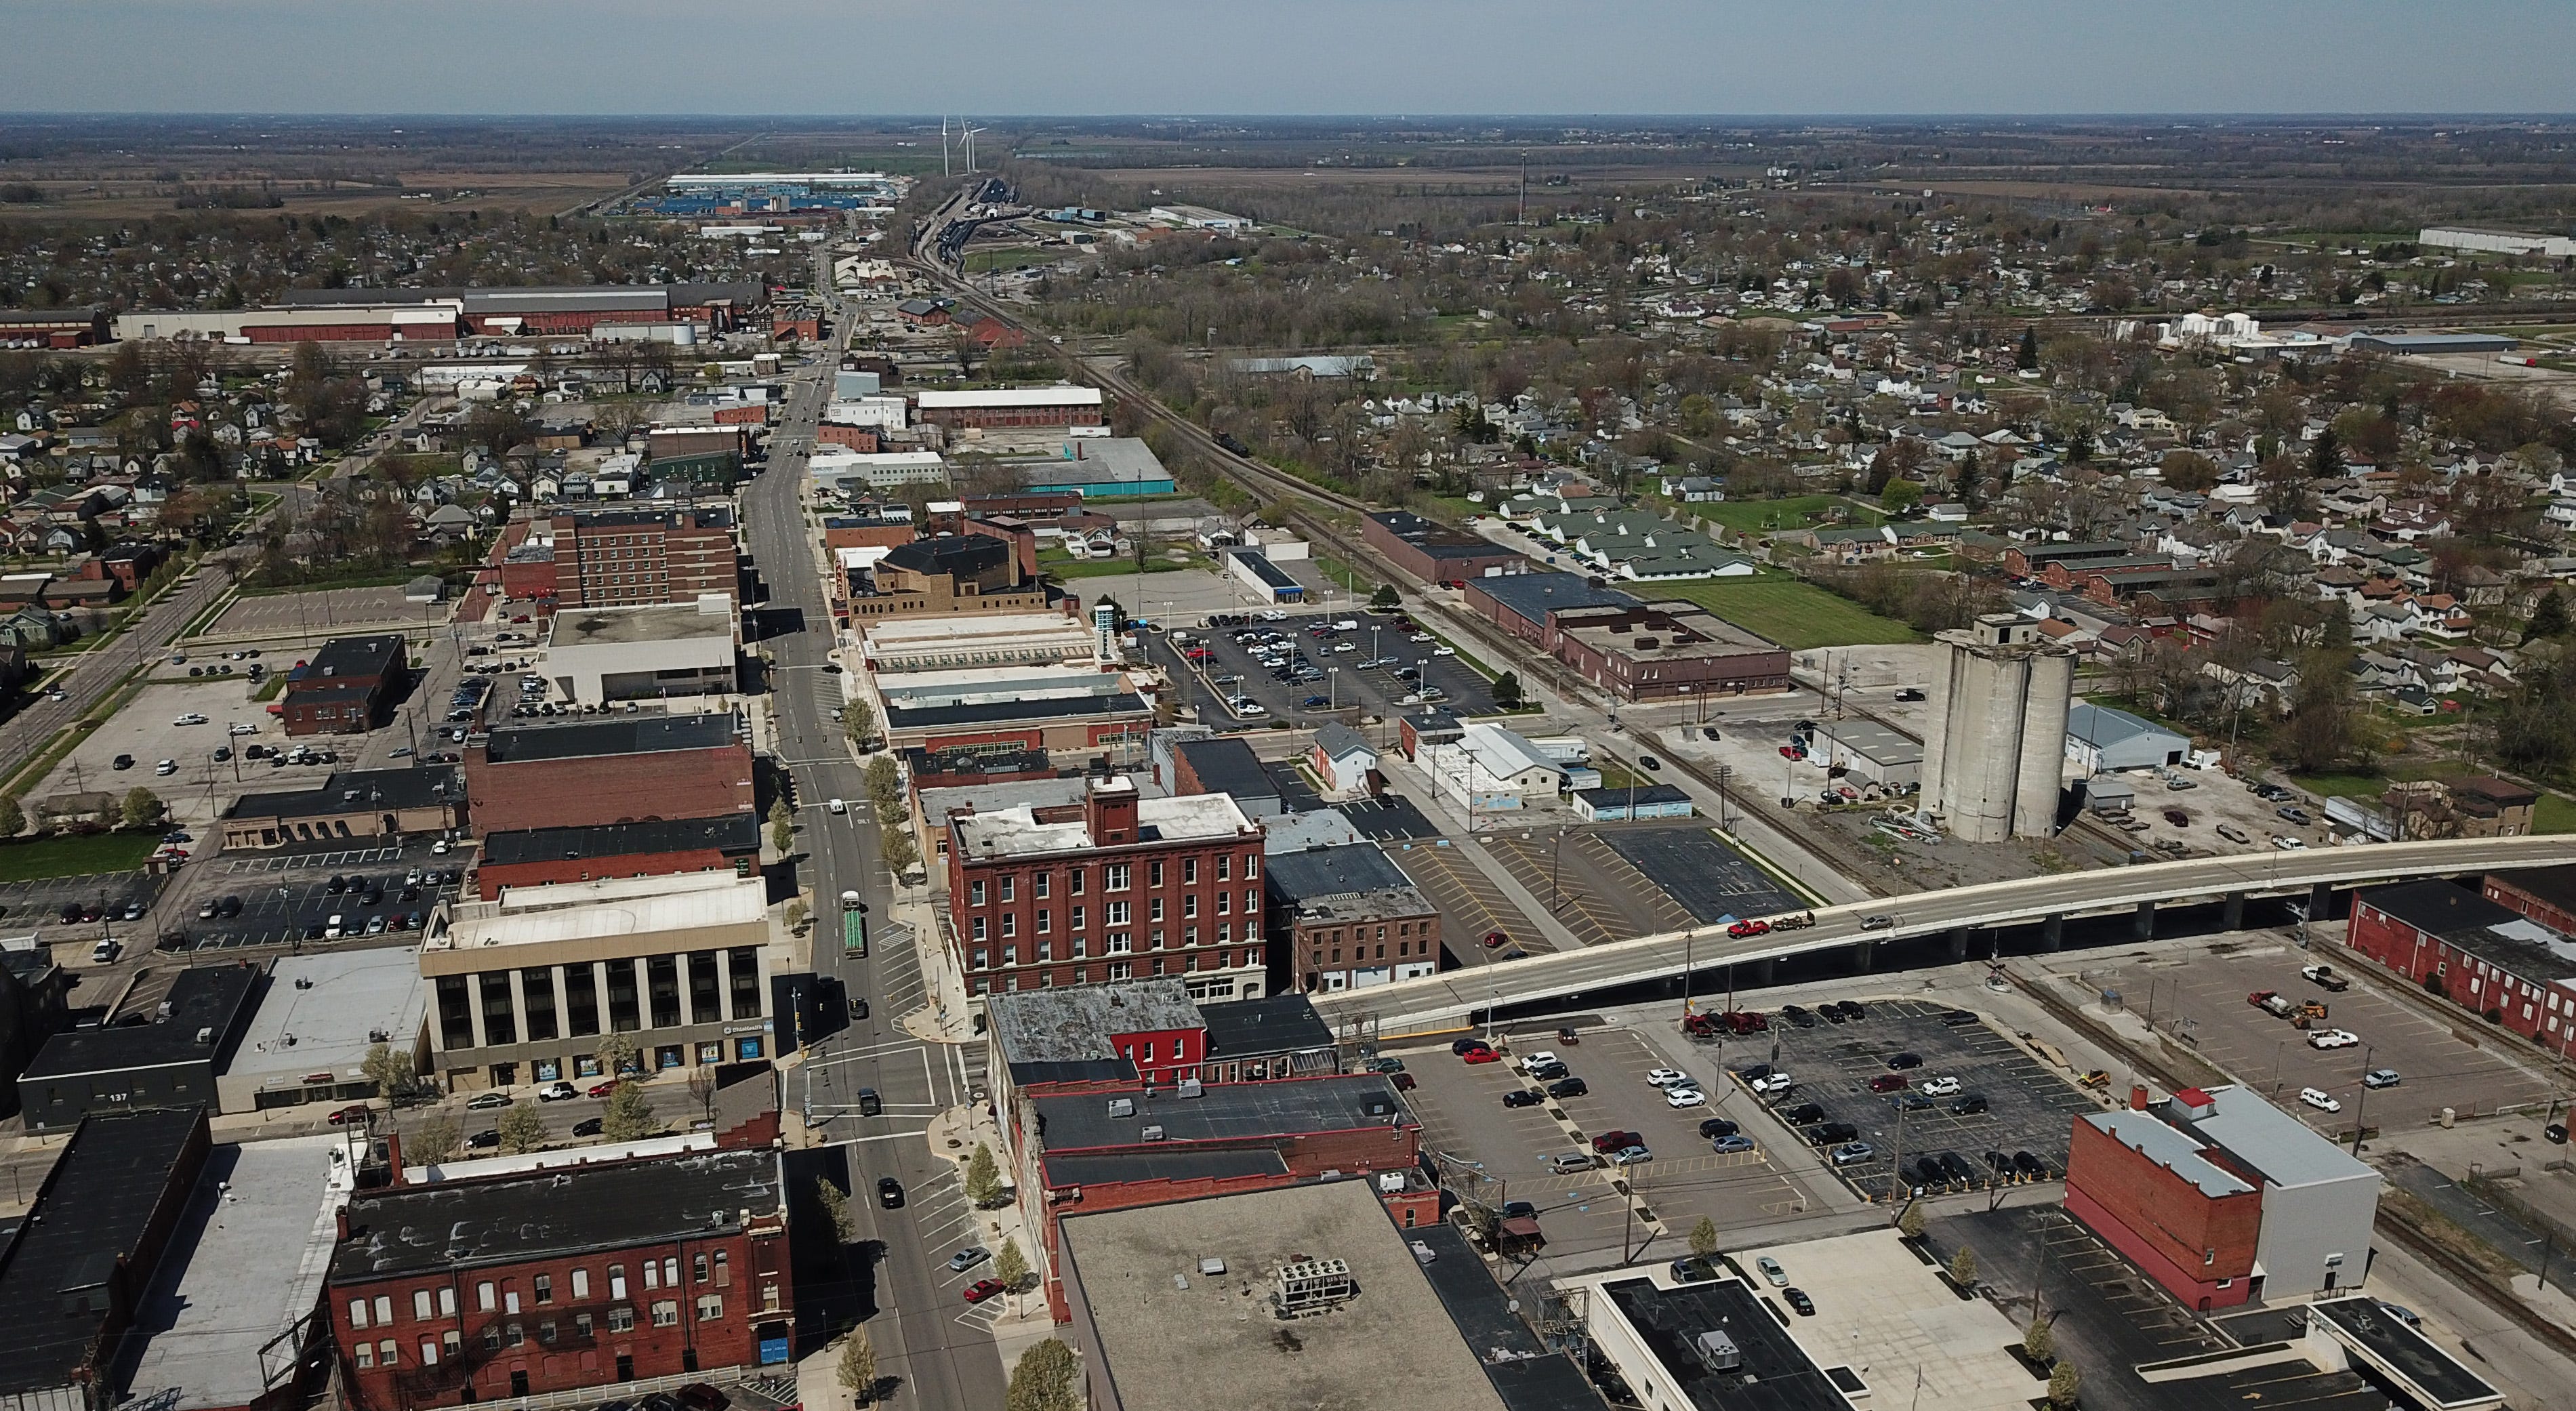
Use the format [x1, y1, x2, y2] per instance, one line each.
[1921, 613, 2076, 843]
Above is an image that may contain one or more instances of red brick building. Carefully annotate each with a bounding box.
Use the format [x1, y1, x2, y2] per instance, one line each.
[280, 634, 406, 737]
[325, 1149, 792, 1409]
[2486, 866, 2576, 934]
[1362, 510, 1530, 586]
[548, 507, 739, 611]
[473, 814, 761, 901]
[815, 422, 882, 452]
[2064, 1108, 2262, 1311]
[0, 305, 110, 348]
[2346, 879, 2576, 1047]
[913, 386, 1105, 430]
[466, 714, 756, 838]
[945, 776, 1267, 999]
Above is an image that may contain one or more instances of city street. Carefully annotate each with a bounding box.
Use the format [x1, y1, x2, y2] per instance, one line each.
[740, 306, 1007, 1411]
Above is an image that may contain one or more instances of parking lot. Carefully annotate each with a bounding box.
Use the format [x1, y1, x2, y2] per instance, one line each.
[1384, 838, 1547, 963]
[1392, 1025, 1825, 1262]
[2042, 931, 2552, 1135]
[175, 836, 459, 951]
[203, 585, 445, 640]
[1737, 997, 2100, 1200]
[1600, 826, 1807, 924]
[0, 872, 166, 939]
[1483, 829, 1695, 947]
[1149, 611, 1497, 725]
[32, 678, 283, 823]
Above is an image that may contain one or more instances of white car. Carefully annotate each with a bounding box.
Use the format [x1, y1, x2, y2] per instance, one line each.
[1432, 646, 1457, 656]
[2306, 1028, 2360, 1050]
[1756, 1255, 1788, 1286]
[1516, 1051, 1561, 1074]
[1919, 1076, 1962, 1098]
[228, 722, 258, 735]
[2298, 1086, 2343, 1113]
[1749, 1072, 1793, 1096]
[1664, 1087, 1708, 1109]
[1645, 1068, 1691, 1088]
[2272, 835, 2308, 851]
[173, 713, 207, 726]
[535, 1080, 578, 1102]
[154, 758, 178, 775]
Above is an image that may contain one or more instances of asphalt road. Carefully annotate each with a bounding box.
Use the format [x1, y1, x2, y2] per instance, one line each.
[741, 300, 1006, 1411]
[0, 563, 237, 770]
[1311, 834, 2576, 1034]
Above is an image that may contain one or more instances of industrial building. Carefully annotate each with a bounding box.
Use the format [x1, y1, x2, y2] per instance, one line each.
[1010, 437, 1175, 498]
[1570, 782, 1696, 822]
[325, 1147, 794, 1407]
[2066, 701, 2192, 773]
[913, 385, 1106, 430]
[1225, 548, 1306, 603]
[1263, 842, 1443, 992]
[1167, 735, 1283, 816]
[1546, 600, 1791, 701]
[2346, 879, 2575, 1046]
[1921, 613, 2076, 843]
[1363, 510, 1530, 585]
[2067, 1085, 2377, 1307]
[0, 305, 110, 347]
[422, 872, 775, 1090]
[2417, 226, 2576, 259]
[1814, 718, 1925, 790]
[538, 599, 739, 705]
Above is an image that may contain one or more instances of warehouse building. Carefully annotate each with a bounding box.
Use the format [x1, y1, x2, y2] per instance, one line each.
[1012, 437, 1175, 498]
[1224, 548, 1305, 603]
[2346, 879, 2575, 1046]
[1362, 511, 1530, 585]
[914, 385, 1106, 430]
[219, 764, 466, 850]
[2065, 701, 2191, 773]
[1547, 600, 1791, 701]
[539, 599, 739, 706]
[217, 947, 427, 1113]
[1570, 782, 1696, 823]
[1814, 718, 1925, 790]
[0, 306, 110, 348]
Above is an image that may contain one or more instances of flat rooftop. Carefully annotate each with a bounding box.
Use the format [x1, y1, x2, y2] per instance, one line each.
[302, 634, 403, 681]
[987, 979, 1202, 1066]
[2083, 1109, 2253, 1199]
[122, 1137, 348, 1411]
[1816, 718, 1924, 766]
[2307, 1296, 2501, 1410]
[0, 1107, 206, 1395]
[884, 691, 1149, 733]
[1467, 571, 1639, 625]
[1058, 1179, 1508, 1411]
[2363, 879, 2575, 985]
[1265, 842, 1420, 904]
[226, 764, 464, 821]
[224, 948, 425, 1088]
[1731, 1229, 2047, 1411]
[23, 965, 260, 1081]
[1593, 1273, 1850, 1411]
[2166, 1084, 2375, 1191]
[1198, 994, 1336, 1061]
[481, 813, 761, 868]
[545, 603, 735, 647]
[1034, 1073, 1409, 1153]
[331, 1148, 783, 1281]
[428, 871, 766, 953]
[952, 790, 1253, 861]
[479, 712, 741, 764]
[1553, 602, 1783, 658]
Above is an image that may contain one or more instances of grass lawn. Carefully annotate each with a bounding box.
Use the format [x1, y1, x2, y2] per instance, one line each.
[2536, 793, 2576, 835]
[1038, 550, 1207, 579]
[1698, 495, 1883, 535]
[1647, 577, 1920, 650]
[1313, 554, 1376, 596]
[0, 831, 161, 884]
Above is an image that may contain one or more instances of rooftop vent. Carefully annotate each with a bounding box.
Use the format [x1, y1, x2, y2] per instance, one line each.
[1140, 1124, 1166, 1142]
[1107, 1097, 1134, 1118]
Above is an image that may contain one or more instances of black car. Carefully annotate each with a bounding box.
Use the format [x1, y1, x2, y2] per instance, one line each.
[1502, 1200, 1538, 1220]
[1811, 1122, 1859, 1145]
[59, 903, 82, 924]
[1779, 1005, 1816, 1028]
[466, 1129, 500, 1150]
[1938, 1151, 1977, 1185]
[1526, 1060, 1569, 1082]
[1914, 1156, 1950, 1187]
[1890, 1092, 1935, 1111]
[1546, 1077, 1589, 1099]
[1738, 1063, 1773, 1082]
[1698, 1118, 1740, 1139]
[1938, 1008, 1978, 1027]
[2011, 1151, 2047, 1178]
[325, 875, 349, 895]
[1985, 1150, 2015, 1177]
[1782, 1288, 1815, 1317]
[1502, 1089, 1545, 1109]
[573, 1117, 605, 1137]
[1783, 1102, 1826, 1126]
[1885, 1052, 1923, 1070]
[1820, 1003, 1847, 1025]
[1840, 1000, 1868, 1021]
[877, 1177, 905, 1208]
[1949, 1094, 1988, 1116]
[1451, 1038, 1488, 1055]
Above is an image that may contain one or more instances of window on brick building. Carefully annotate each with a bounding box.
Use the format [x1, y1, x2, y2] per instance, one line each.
[609, 1307, 635, 1333]
[1216, 856, 1231, 881]
[1217, 893, 1231, 915]
[1034, 872, 1050, 898]
[970, 880, 986, 906]
[539, 1320, 557, 1345]
[1183, 857, 1198, 884]
[1183, 895, 1198, 918]
[413, 1290, 433, 1322]
[571, 1269, 590, 1300]
[420, 1339, 441, 1366]
[575, 1313, 594, 1339]
[608, 1265, 627, 1299]
[1149, 898, 1164, 923]
[971, 917, 987, 943]
[1036, 909, 1050, 934]
[354, 1343, 375, 1370]
[714, 1250, 730, 1287]
[698, 1294, 724, 1320]
[1107, 901, 1130, 926]
[651, 1301, 680, 1328]
[1149, 861, 1164, 887]
[1001, 914, 1016, 939]
[349, 1298, 370, 1330]
[1071, 905, 1086, 932]
[1069, 869, 1085, 895]
[1106, 863, 1131, 891]
[534, 1273, 552, 1305]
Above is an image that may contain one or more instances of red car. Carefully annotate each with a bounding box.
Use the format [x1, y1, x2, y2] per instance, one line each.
[327, 1103, 372, 1125]
[1391, 1072, 1417, 1091]
[962, 1279, 1008, 1303]
[1462, 1048, 1502, 1065]
[510, 614, 531, 623]
[1778, 745, 1803, 759]
[1591, 1129, 1642, 1153]
[587, 1080, 621, 1098]
[1726, 919, 1770, 939]
[1481, 930, 1510, 949]
[1868, 1073, 1909, 1093]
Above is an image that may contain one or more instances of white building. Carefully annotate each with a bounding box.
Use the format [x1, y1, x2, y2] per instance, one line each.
[809, 447, 949, 492]
[540, 598, 740, 705]
[2419, 226, 2576, 260]
[1420, 723, 1564, 813]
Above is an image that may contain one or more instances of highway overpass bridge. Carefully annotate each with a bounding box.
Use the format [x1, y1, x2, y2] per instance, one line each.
[1311, 836, 2576, 1038]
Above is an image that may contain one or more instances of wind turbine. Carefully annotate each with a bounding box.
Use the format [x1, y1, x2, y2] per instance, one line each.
[961, 123, 986, 173]
[941, 117, 952, 178]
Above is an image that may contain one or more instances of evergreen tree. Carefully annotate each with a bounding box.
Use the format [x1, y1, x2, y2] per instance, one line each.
[2524, 586, 2570, 642]
[2308, 426, 2344, 479]
[1956, 449, 1982, 510]
[0, 794, 22, 840]
[2016, 327, 2039, 371]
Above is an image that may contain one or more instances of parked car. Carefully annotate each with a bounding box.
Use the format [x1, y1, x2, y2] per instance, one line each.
[2307, 1028, 2360, 1050]
[465, 1129, 500, 1150]
[1749, 1072, 1793, 1096]
[1868, 1073, 1909, 1094]
[1755, 1256, 1788, 1286]
[1919, 1076, 1962, 1098]
[1830, 1141, 1875, 1166]
[1885, 1052, 1923, 1069]
[1547, 1077, 1590, 1099]
[327, 1104, 371, 1125]
[535, 1081, 577, 1102]
[1546, 1152, 1598, 1174]
[1502, 1088, 1545, 1109]
[962, 1279, 1008, 1304]
[2011, 1151, 2048, 1179]
[1610, 1145, 1654, 1166]
[1645, 1068, 1691, 1087]
[1782, 1288, 1816, 1316]
[2298, 1086, 2343, 1112]
[947, 1246, 992, 1272]
[466, 1090, 513, 1110]
[1664, 1087, 1707, 1109]
[1949, 1094, 1990, 1116]
[1463, 1048, 1501, 1065]
[2362, 1069, 2403, 1089]
[572, 1117, 605, 1137]
[1698, 1118, 1740, 1139]
[1590, 1130, 1642, 1153]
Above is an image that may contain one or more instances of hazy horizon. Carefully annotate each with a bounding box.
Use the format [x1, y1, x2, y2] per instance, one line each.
[9, 0, 2576, 117]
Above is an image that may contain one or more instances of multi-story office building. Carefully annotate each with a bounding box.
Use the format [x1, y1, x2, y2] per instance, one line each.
[546, 508, 739, 611]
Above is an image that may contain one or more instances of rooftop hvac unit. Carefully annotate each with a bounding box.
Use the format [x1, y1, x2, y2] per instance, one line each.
[1107, 1097, 1134, 1118]
[1198, 1257, 1227, 1276]
[1140, 1124, 1166, 1142]
[1694, 1330, 1742, 1373]
[1177, 1078, 1204, 1099]
[1273, 1258, 1356, 1317]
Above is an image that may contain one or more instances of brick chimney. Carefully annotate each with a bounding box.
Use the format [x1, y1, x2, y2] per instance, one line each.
[1086, 775, 1139, 846]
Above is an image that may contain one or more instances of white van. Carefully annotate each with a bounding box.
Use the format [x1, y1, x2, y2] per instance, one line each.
[828, 798, 847, 815]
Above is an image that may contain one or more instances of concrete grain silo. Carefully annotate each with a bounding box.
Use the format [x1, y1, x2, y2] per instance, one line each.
[1921, 613, 2077, 842]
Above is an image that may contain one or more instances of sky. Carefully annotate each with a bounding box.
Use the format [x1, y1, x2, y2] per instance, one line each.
[8, 0, 2576, 116]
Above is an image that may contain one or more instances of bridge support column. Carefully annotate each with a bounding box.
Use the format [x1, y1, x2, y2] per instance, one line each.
[2222, 892, 2246, 932]
[2133, 901, 2156, 940]
[1755, 957, 1776, 987]
[1852, 941, 1875, 975]
[1948, 926, 1973, 962]
[2310, 882, 2335, 923]
[2041, 915, 2064, 952]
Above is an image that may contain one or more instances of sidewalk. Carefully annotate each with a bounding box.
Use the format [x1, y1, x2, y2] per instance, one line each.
[924, 1101, 1061, 1377]
[895, 886, 974, 1046]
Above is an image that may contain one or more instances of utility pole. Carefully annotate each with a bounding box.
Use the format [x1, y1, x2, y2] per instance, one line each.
[2349, 1044, 2373, 1155]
